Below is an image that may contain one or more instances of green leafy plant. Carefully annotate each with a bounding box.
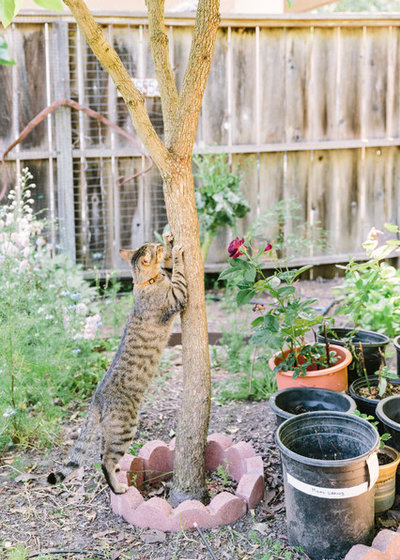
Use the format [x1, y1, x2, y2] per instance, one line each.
[193, 153, 250, 262]
[336, 224, 400, 337]
[0, 169, 111, 450]
[1, 0, 63, 28]
[219, 238, 335, 378]
[353, 411, 391, 449]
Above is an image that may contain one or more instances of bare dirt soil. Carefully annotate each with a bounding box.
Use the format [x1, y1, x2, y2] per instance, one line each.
[1, 279, 398, 560]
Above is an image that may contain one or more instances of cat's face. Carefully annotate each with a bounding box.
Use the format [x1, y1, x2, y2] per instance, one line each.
[120, 243, 163, 285]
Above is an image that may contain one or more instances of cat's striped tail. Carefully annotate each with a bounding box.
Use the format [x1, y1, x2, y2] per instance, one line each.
[47, 402, 100, 485]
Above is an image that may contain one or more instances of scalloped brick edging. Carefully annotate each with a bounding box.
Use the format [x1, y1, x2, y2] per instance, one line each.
[344, 528, 400, 560]
[110, 433, 264, 531]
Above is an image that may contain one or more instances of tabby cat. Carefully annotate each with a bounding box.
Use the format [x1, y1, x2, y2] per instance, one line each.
[47, 233, 186, 494]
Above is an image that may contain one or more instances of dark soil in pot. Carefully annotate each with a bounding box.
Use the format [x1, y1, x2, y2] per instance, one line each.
[349, 375, 400, 430]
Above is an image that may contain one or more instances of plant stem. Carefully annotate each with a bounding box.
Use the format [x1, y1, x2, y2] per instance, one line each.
[323, 322, 331, 367]
[359, 342, 371, 393]
[201, 230, 214, 263]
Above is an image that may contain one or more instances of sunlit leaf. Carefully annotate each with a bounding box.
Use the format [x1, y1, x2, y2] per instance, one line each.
[0, 0, 16, 28]
[33, 0, 64, 10]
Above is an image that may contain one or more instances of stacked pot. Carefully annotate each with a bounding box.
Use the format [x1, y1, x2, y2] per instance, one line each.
[269, 327, 400, 560]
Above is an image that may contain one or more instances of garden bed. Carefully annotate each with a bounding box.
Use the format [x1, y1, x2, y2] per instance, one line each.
[1, 279, 399, 560]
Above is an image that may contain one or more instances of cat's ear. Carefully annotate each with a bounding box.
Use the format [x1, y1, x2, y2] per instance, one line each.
[119, 249, 137, 263]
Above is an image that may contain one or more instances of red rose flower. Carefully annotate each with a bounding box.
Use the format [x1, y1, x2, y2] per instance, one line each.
[228, 237, 246, 258]
[264, 243, 273, 252]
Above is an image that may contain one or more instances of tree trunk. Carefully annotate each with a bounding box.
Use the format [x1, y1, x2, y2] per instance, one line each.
[162, 158, 211, 504]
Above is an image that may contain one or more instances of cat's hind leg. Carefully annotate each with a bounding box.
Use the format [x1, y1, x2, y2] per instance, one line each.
[100, 416, 136, 494]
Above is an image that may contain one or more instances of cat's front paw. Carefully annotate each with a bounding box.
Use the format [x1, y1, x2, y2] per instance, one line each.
[163, 232, 174, 248]
[172, 245, 184, 259]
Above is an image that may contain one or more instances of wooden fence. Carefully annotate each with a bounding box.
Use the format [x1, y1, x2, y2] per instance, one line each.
[1, 12, 400, 274]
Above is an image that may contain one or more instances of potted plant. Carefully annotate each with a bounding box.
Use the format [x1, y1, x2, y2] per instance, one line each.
[349, 362, 400, 424]
[219, 238, 352, 391]
[315, 327, 389, 385]
[354, 411, 400, 514]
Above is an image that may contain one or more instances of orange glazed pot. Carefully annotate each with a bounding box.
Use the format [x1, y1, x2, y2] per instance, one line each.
[269, 344, 352, 392]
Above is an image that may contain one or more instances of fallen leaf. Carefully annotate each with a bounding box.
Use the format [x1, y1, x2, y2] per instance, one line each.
[140, 529, 166, 544]
[252, 522, 269, 535]
[14, 473, 40, 483]
[93, 530, 116, 538]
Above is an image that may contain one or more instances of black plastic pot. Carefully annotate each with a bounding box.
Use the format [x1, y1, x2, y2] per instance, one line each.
[269, 387, 356, 426]
[276, 411, 380, 560]
[376, 396, 400, 452]
[393, 336, 400, 377]
[349, 376, 400, 434]
[316, 327, 390, 384]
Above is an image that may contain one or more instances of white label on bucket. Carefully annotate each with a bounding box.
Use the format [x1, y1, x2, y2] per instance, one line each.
[286, 473, 369, 499]
[367, 453, 379, 490]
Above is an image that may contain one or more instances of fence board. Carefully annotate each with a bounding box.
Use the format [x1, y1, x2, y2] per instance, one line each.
[364, 28, 389, 139]
[285, 28, 312, 143]
[335, 149, 362, 253]
[202, 28, 229, 146]
[310, 28, 338, 141]
[364, 147, 392, 235]
[259, 28, 286, 144]
[15, 25, 47, 150]
[231, 27, 257, 145]
[337, 28, 362, 140]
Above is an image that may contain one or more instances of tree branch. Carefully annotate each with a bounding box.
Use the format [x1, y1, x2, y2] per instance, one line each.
[63, 0, 172, 176]
[145, 0, 179, 146]
[169, 0, 220, 157]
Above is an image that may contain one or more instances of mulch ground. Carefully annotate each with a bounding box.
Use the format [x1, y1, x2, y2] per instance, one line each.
[0, 279, 399, 560]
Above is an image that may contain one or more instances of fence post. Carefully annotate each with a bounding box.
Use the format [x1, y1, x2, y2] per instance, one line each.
[51, 21, 76, 262]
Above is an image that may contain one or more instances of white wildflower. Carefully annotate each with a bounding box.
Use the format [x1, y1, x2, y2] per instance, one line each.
[76, 302, 88, 316]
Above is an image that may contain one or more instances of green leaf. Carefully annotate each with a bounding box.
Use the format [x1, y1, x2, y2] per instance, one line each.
[384, 222, 399, 233]
[0, 35, 15, 65]
[236, 289, 254, 307]
[277, 286, 296, 298]
[263, 314, 280, 332]
[33, 0, 64, 10]
[0, 0, 16, 28]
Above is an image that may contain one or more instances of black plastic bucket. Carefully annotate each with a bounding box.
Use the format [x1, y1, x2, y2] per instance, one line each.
[276, 411, 380, 560]
[376, 396, 400, 452]
[393, 336, 400, 377]
[316, 327, 390, 384]
[269, 387, 356, 426]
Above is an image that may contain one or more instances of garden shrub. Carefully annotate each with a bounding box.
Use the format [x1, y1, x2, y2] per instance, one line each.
[0, 169, 109, 450]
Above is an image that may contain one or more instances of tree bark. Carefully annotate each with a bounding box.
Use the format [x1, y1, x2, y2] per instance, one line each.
[62, 0, 220, 504]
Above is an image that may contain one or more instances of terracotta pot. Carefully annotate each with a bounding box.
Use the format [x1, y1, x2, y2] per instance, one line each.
[375, 445, 400, 513]
[269, 344, 352, 392]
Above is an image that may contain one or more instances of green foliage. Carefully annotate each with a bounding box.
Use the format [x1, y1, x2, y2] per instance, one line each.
[353, 411, 391, 449]
[247, 532, 303, 560]
[0, 35, 15, 65]
[247, 199, 328, 263]
[336, 225, 400, 337]
[193, 153, 250, 261]
[0, 0, 63, 28]
[219, 239, 335, 378]
[211, 293, 277, 402]
[0, 169, 113, 450]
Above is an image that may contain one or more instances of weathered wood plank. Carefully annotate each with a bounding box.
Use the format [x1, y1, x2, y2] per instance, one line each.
[309, 27, 338, 141]
[15, 25, 47, 150]
[230, 27, 257, 145]
[364, 27, 389, 139]
[201, 28, 229, 147]
[285, 28, 312, 142]
[259, 28, 286, 143]
[337, 28, 363, 139]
